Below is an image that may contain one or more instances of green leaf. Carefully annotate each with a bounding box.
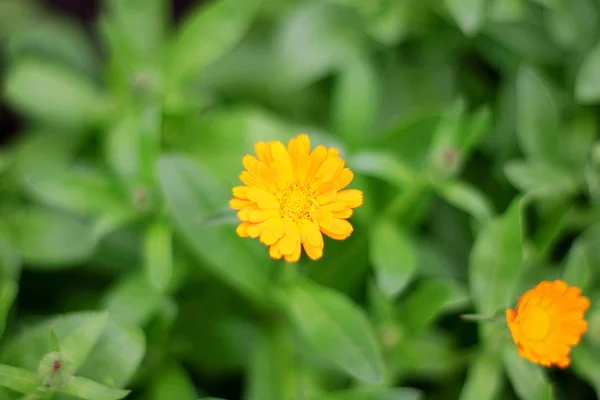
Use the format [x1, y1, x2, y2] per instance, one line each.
[398, 278, 469, 334]
[309, 387, 423, 400]
[4, 59, 107, 127]
[144, 218, 172, 292]
[157, 155, 270, 307]
[503, 345, 553, 400]
[280, 279, 385, 383]
[274, 2, 364, 88]
[576, 41, 600, 103]
[62, 376, 130, 400]
[7, 17, 98, 77]
[146, 362, 198, 400]
[332, 54, 379, 148]
[369, 218, 418, 298]
[5, 208, 95, 267]
[562, 242, 591, 289]
[61, 312, 109, 371]
[165, 0, 261, 87]
[0, 364, 39, 394]
[347, 151, 415, 188]
[245, 325, 296, 400]
[458, 351, 503, 400]
[504, 160, 578, 198]
[107, 0, 167, 56]
[435, 180, 494, 223]
[489, 0, 525, 23]
[101, 272, 164, 327]
[428, 99, 466, 177]
[515, 67, 560, 164]
[469, 197, 523, 315]
[0, 281, 18, 339]
[25, 167, 132, 218]
[571, 342, 600, 396]
[444, 0, 487, 36]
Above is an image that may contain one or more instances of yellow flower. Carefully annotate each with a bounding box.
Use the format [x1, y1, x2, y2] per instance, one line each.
[229, 134, 363, 262]
[506, 279, 590, 368]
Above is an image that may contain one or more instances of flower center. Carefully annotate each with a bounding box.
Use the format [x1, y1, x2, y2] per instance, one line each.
[278, 183, 314, 221]
[520, 305, 552, 341]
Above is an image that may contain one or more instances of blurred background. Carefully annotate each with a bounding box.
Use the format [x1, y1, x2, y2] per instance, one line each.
[2, 0, 600, 399]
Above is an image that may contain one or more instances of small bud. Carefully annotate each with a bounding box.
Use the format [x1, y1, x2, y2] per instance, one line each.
[37, 352, 75, 389]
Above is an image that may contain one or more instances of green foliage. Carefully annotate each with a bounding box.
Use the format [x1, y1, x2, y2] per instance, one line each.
[1, 0, 600, 399]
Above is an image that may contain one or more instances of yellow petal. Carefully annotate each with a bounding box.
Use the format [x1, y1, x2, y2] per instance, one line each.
[229, 198, 253, 210]
[238, 208, 278, 223]
[333, 209, 353, 219]
[310, 158, 344, 188]
[246, 187, 279, 209]
[232, 186, 249, 199]
[246, 222, 263, 238]
[336, 189, 363, 208]
[332, 168, 354, 190]
[240, 171, 267, 189]
[303, 241, 323, 260]
[316, 190, 337, 205]
[321, 201, 348, 212]
[299, 219, 324, 247]
[318, 218, 353, 240]
[307, 145, 328, 182]
[269, 244, 283, 260]
[284, 241, 302, 262]
[278, 219, 301, 255]
[259, 218, 285, 245]
[270, 141, 294, 187]
[236, 222, 251, 237]
[242, 155, 259, 174]
[255, 141, 273, 164]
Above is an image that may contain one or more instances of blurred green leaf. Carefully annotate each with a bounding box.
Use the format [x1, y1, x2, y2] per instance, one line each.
[398, 278, 469, 334]
[5, 208, 95, 267]
[515, 67, 559, 165]
[107, 0, 167, 56]
[444, 0, 487, 36]
[571, 342, 600, 396]
[458, 351, 503, 400]
[4, 59, 107, 127]
[245, 325, 296, 400]
[274, 2, 365, 88]
[0, 364, 39, 394]
[369, 218, 417, 298]
[504, 160, 578, 197]
[562, 242, 591, 289]
[75, 319, 145, 389]
[0, 281, 18, 339]
[347, 151, 414, 187]
[146, 362, 197, 400]
[26, 167, 132, 219]
[144, 218, 172, 292]
[165, 0, 261, 88]
[158, 155, 270, 307]
[489, 0, 524, 23]
[62, 376, 130, 400]
[281, 279, 385, 383]
[101, 273, 164, 327]
[503, 345, 553, 400]
[434, 180, 494, 223]
[61, 312, 109, 371]
[469, 197, 523, 315]
[332, 54, 379, 148]
[309, 387, 423, 400]
[0, 0, 41, 39]
[428, 99, 465, 177]
[576, 41, 600, 103]
[7, 18, 97, 77]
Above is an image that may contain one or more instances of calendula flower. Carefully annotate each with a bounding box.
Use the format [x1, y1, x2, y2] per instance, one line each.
[229, 134, 363, 262]
[506, 279, 590, 368]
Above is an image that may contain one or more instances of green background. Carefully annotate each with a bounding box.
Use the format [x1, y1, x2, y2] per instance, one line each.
[1, 0, 600, 399]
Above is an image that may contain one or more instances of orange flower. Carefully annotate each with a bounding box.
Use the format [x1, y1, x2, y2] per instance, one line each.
[506, 280, 590, 368]
[229, 134, 363, 262]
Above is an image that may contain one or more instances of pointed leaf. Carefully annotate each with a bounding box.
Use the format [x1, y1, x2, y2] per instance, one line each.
[107, 0, 167, 55]
[370, 218, 417, 298]
[562, 242, 592, 289]
[503, 345, 553, 400]
[435, 180, 494, 223]
[166, 0, 261, 87]
[515, 67, 560, 164]
[61, 312, 109, 371]
[332, 54, 379, 148]
[144, 217, 173, 292]
[347, 151, 415, 188]
[0, 281, 17, 338]
[146, 363, 198, 400]
[157, 155, 270, 306]
[459, 351, 503, 400]
[62, 376, 130, 400]
[576, 41, 600, 103]
[0, 364, 39, 394]
[281, 279, 385, 383]
[444, 0, 487, 36]
[469, 197, 523, 315]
